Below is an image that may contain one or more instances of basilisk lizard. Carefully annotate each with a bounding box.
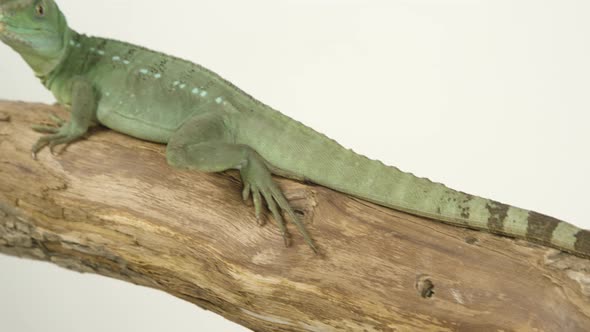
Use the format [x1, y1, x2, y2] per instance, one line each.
[1, 0, 588, 256]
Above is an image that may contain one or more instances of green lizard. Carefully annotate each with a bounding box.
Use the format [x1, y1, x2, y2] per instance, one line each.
[1, 0, 588, 256]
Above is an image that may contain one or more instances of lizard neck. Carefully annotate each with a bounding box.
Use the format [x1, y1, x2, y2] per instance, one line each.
[39, 28, 77, 90]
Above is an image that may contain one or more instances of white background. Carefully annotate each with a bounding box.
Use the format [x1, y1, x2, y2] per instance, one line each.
[1, 0, 589, 331]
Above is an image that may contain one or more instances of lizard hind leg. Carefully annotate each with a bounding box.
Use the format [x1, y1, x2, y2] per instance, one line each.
[166, 112, 318, 253]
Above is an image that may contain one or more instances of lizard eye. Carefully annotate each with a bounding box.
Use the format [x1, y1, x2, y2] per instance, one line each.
[35, 4, 45, 17]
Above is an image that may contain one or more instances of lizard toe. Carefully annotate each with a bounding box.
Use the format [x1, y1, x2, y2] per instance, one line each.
[31, 129, 85, 159]
[239, 154, 318, 253]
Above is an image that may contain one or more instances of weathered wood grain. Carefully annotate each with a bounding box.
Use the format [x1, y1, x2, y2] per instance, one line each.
[1, 100, 589, 332]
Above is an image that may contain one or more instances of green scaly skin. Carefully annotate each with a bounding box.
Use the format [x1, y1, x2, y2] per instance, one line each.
[1, 0, 589, 256]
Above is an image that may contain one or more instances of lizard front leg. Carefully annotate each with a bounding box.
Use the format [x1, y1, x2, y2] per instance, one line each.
[166, 111, 318, 253]
[31, 76, 97, 158]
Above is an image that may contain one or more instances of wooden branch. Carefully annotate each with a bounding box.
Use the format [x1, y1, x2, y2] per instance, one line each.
[1, 100, 589, 332]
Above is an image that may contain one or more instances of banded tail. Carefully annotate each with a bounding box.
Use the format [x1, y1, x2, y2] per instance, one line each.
[285, 131, 590, 258]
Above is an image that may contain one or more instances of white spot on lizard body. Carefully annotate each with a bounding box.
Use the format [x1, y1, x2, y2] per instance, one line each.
[112, 56, 121, 61]
[154, 73, 162, 79]
[139, 69, 149, 74]
[200, 90, 208, 97]
[191, 88, 200, 94]
[215, 97, 223, 104]
[97, 50, 105, 55]
[179, 84, 186, 89]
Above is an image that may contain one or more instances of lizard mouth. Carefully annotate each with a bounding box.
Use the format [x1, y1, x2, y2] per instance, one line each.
[0, 23, 48, 46]
[0, 27, 34, 47]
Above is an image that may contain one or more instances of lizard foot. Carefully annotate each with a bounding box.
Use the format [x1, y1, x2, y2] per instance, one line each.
[31, 113, 66, 134]
[240, 154, 318, 253]
[31, 114, 86, 159]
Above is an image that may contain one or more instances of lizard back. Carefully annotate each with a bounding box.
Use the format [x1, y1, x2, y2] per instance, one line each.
[45, 33, 265, 143]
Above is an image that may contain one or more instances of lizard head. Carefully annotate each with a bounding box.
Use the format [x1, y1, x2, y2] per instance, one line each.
[0, 0, 71, 76]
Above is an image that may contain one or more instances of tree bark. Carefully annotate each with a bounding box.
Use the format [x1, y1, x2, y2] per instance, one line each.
[1, 100, 589, 332]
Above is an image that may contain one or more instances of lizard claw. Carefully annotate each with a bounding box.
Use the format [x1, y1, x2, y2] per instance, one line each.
[49, 142, 59, 156]
[30, 128, 85, 159]
[31, 113, 65, 134]
[30, 114, 74, 159]
[30, 114, 88, 159]
[240, 154, 318, 253]
[242, 183, 265, 226]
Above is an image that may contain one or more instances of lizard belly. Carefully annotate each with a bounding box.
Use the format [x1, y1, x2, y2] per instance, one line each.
[96, 99, 188, 144]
